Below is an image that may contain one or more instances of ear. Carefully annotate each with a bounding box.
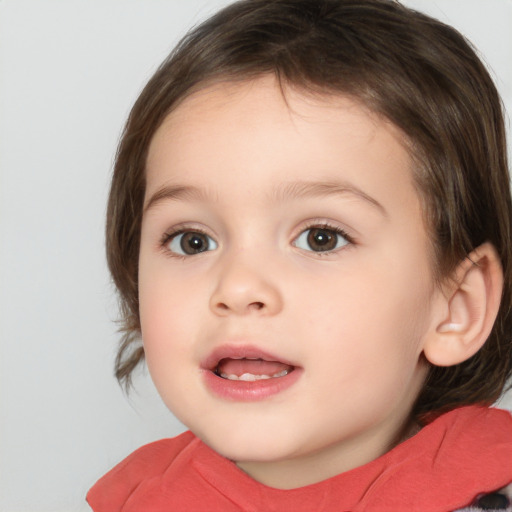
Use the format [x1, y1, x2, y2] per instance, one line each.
[423, 242, 503, 367]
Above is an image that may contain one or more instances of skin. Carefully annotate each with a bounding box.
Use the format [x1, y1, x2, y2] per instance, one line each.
[138, 75, 448, 490]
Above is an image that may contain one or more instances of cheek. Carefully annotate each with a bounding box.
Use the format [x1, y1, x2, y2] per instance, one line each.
[139, 259, 187, 362]
[302, 284, 430, 415]
[138, 255, 216, 383]
[140, 250, 195, 324]
[295, 256, 433, 365]
[139, 283, 192, 407]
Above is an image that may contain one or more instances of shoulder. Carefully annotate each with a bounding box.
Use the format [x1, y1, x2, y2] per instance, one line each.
[117, 430, 196, 470]
[86, 431, 198, 511]
[99, 430, 196, 480]
[455, 484, 512, 511]
[446, 407, 512, 511]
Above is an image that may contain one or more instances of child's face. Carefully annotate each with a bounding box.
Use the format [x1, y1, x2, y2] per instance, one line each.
[139, 76, 441, 488]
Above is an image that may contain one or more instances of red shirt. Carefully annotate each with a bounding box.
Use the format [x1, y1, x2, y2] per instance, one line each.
[87, 406, 512, 511]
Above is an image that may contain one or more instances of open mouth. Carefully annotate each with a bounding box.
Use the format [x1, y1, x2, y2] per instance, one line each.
[202, 346, 301, 400]
[214, 357, 294, 381]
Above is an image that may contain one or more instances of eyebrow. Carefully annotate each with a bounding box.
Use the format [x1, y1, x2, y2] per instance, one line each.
[144, 179, 386, 216]
[271, 180, 387, 216]
[144, 184, 211, 212]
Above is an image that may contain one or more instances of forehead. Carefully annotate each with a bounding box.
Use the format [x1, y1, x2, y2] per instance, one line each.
[145, 75, 419, 217]
[150, 77, 406, 151]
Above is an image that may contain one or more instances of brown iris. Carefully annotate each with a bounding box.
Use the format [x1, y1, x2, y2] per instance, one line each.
[306, 228, 338, 252]
[180, 232, 210, 254]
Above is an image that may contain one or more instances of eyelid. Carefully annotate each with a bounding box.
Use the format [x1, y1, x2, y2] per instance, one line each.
[293, 219, 355, 242]
[291, 220, 355, 254]
[159, 223, 219, 257]
[160, 221, 216, 242]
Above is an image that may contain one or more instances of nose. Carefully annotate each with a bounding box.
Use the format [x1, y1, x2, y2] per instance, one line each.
[209, 256, 283, 317]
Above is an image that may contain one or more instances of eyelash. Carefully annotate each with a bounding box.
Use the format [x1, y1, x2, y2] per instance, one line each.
[159, 226, 216, 258]
[293, 221, 354, 255]
[159, 221, 355, 258]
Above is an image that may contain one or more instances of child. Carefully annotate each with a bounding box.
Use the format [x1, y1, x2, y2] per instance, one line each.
[87, 0, 512, 510]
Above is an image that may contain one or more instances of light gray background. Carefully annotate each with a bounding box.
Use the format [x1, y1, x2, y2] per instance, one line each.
[1, 1, 511, 511]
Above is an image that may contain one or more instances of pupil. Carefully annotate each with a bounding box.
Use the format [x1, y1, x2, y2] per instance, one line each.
[181, 232, 207, 254]
[307, 228, 336, 251]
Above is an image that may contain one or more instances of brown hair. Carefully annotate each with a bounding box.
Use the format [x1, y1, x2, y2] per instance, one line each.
[106, 0, 512, 419]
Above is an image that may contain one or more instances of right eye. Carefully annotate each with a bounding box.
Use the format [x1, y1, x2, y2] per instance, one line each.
[165, 231, 218, 256]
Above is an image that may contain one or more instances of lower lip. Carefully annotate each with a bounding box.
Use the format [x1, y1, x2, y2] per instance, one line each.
[202, 368, 302, 401]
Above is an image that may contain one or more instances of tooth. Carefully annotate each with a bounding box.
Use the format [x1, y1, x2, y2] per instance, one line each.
[219, 370, 290, 381]
[220, 373, 240, 380]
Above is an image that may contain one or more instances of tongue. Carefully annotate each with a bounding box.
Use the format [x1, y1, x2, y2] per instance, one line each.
[217, 358, 292, 377]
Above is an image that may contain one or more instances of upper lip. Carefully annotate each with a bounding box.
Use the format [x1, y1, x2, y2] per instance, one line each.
[201, 344, 298, 372]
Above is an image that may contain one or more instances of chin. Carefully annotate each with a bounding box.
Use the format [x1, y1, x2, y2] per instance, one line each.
[196, 423, 298, 463]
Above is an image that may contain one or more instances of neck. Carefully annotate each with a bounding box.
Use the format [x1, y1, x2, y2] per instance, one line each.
[236, 414, 419, 490]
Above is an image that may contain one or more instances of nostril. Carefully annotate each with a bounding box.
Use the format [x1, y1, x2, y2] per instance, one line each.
[213, 300, 266, 315]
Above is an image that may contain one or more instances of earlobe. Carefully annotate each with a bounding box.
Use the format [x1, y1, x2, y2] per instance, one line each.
[423, 242, 503, 367]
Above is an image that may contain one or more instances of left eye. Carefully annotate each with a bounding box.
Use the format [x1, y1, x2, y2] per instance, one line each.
[294, 226, 349, 253]
[167, 231, 218, 256]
